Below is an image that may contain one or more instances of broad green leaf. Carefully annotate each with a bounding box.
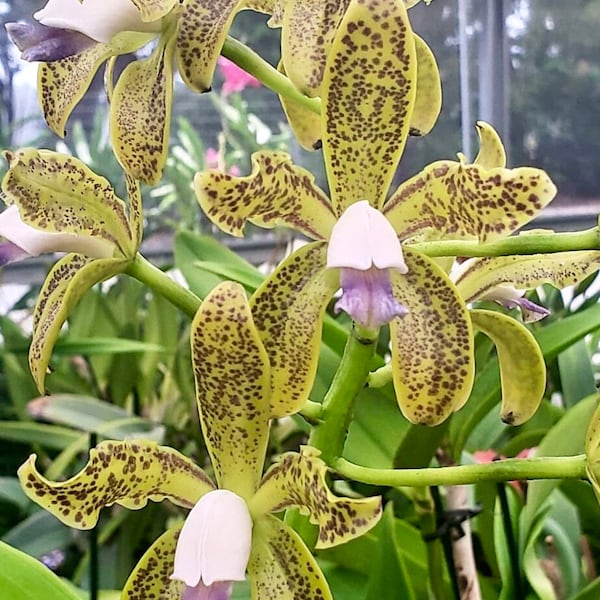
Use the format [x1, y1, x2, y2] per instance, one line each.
[0, 421, 80, 450]
[0, 477, 30, 512]
[0, 541, 80, 600]
[557, 339, 596, 408]
[572, 577, 600, 600]
[8, 338, 165, 356]
[322, 0, 416, 213]
[494, 487, 522, 600]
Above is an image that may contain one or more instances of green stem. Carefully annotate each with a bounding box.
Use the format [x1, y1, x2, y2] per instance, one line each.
[308, 324, 379, 463]
[334, 454, 587, 486]
[125, 254, 201, 318]
[222, 36, 321, 116]
[410, 228, 600, 258]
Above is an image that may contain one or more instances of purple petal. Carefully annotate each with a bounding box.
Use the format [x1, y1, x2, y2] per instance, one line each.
[5, 22, 95, 62]
[0, 241, 31, 267]
[335, 267, 408, 329]
[183, 581, 233, 600]
[504, 297, 550, 323]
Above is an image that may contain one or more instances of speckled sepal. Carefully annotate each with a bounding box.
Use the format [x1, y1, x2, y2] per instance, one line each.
[389, 248, 475, 425]
[18, 441, 215, 528]
[110, 34, 175, 185]
[29, 255, 128, 391]
[126, 175, 144, 248]
[195, 151, 335, 240]
[281, 0, 351, 97]
[384, 145, 557, 244]
[127, 0, 179, 21]
[453, 252, 600, 305]
[470, 310, 545, 426]
[473, 121, 507, 168]
[250, 242, 339, 418]
[321, 0, 417, 214]
[191, 282, 271, 499]
[410, 35, 441, 137]
[122, 526, 184, 600]
[248, 515, 333, 600]
[176, 0, 246, 93]
[1, 149, 135, 257]
[249, 447, 382, 549]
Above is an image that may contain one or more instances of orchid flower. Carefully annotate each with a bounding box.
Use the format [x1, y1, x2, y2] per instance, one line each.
[18, 282, 382, 600]
[218, 57, 261, 96]
[0, 148, 142, 392]
[196, 0, 556, 425]
[6, 0, 271, 184]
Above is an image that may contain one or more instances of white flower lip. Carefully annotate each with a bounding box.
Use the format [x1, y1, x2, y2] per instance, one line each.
[34, 0, 159, 44]
[327, 200, 408, 272]
[0, 205, 115, 259]
[172, 489, 253, 588]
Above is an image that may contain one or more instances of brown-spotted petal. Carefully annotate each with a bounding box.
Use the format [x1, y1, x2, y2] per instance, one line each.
[249, 448, 382, 549]
[322, 0, 417, 214]
[191, 282, 271, 499]
[29, 255, 128, 392]
[384, 158, 557, 244]
[126, 174, 144, 248]
[126, 0, 179, 21]
[470, 309, 546, 426]
[176, 0, 246, 93]
[453, 252, 600, 304]
[389, 248, 475, 425]
[122, 526, 184, 600]
[2, 149, 135, 257]
[195, 151, 336, 240]
[18, 441, 215, 528]
[473, 121, 506, 168]
[280, 0, 351, 96]
[110, 34, 175, 184]
[248, 515, 333, 599]
[250, 242, 339, 418]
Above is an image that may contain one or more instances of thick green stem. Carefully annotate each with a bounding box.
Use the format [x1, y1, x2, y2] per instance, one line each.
[334, 454, 587, 487]
[411, 228, 600, 258]
[125, 254, 201, 318]
[308, 324, 378, 463]
[222, 37, 321, 116]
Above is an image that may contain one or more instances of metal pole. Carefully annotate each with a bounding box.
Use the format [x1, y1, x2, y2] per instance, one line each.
[458, 0, 472, 159]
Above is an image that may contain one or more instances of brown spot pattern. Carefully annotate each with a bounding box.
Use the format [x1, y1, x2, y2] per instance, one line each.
[176, 0, 245, 93]
[126, 175, 144, 247]
[38, 43, 114, 137]
[122, 526, 183, 600]
[250, 242, 339, 418]
[248, 515, 333, 600]
[196, 151, 336, 240]
[18, 441, 215, 529]
[29, 255, 128, 392]
[2, 149, 133, 256]
[250, 450, 382, 549]
[322, 0, 417, 214]
[389, 248, 475, 425]
[384, 160, 557, 243]
[129, 0, 178, 21]
[191, 282, 271, 498]
[111, 36, 175, 185]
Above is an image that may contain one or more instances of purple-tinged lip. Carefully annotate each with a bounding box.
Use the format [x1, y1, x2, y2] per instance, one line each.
[0, 241, 30, 267]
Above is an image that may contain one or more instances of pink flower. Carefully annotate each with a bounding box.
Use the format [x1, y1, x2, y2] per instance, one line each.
[217, 57, 260, 96]
[204, 148, 241, 177]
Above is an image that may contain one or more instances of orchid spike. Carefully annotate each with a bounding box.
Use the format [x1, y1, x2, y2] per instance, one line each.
[18, 282, 382, 599]
[0, 148, 142, 392]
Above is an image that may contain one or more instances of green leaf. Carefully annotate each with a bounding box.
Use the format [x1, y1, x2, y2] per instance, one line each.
[557, 339, 596, 408]
[0, 477, 30, 512]
[0, 421, 80, 450]
[0, 541, 80, 600]
[572, 577, 600, 600]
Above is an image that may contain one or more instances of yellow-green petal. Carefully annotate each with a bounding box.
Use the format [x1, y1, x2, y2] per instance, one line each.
[37, 44, 113, 137]
[250, 242, 339, 418]
[471, 309, 545, 425]
[389, 248, 475, 425]
[122, 526, 183, 600]
[248, 515, 333, 600]
[2, 149, 135, 257]
[29, 255, 127, 392]
[126, 175, 144, 248]
[191, 282, 271, 499]
[176, 0, 246, 93]
[249, 448, 382, 549]
[322, 0, 417, 214]
[196, 151, 336, 240]
[277, 61, 322, 151]
[454, 252, 600, 304]
[409, 35, 442, 137]
[585, 402, 600, 505]
[18, 441, 215, 528]
[110, 35, 175, 185]
[281, 0, 351, 96]
[473, 121, 506, 168]
[384, 158, 557, 243]
[126, 0, 178, 21]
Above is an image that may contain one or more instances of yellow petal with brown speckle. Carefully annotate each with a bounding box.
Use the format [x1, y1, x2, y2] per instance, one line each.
[322, 0, 417, 214]
[474, 121, 506, 169]
[18, 441, 214, 528]
[127, 0, 178, 21]
[410, 35, 442, 137]
[389, 249, 475, 425]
